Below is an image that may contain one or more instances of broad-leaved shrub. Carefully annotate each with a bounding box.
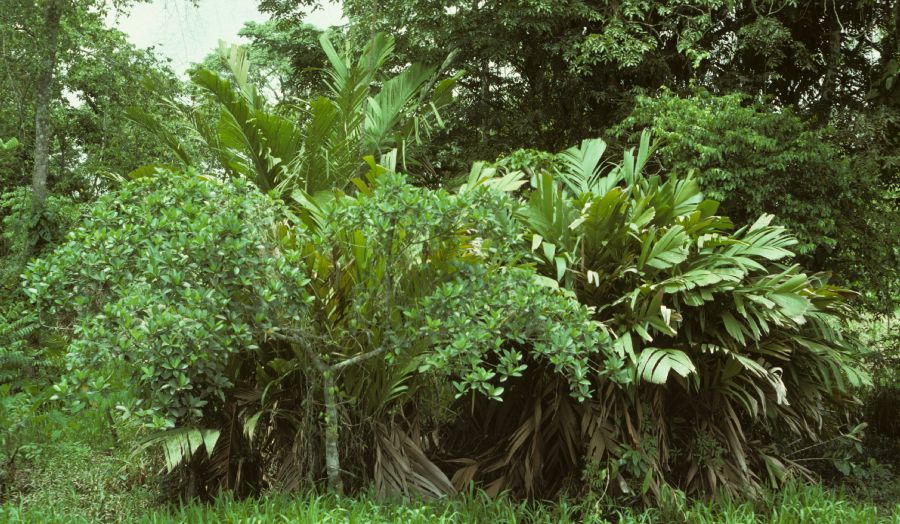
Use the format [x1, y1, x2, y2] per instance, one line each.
[24, 172, 309, 426]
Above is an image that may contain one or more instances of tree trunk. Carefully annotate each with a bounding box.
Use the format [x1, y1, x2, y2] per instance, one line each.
[322, 370, 344, 494]
[270, 330, 392, 494]
[31, 0, 63, 230]
[816, 19, 842, 124]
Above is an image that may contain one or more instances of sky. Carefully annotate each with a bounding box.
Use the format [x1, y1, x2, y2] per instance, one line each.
[114, 0, 344, 74]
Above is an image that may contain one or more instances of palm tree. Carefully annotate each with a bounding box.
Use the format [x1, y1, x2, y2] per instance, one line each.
[127, 33, 458, 200]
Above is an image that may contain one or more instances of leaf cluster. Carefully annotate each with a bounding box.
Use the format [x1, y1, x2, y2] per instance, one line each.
[23, 173, 310, 425]
[614, 89, 900, 310]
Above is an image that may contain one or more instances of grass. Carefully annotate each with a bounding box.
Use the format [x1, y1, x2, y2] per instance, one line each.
[1, 482, 897, 523]
[0, 440, 157, 523]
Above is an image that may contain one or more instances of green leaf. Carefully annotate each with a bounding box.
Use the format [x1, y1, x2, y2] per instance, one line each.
[1, 137, 18, 151]
[721, 312, 746, 345]
[126, 164, 178, 180]
[637, 348, 696, 384]
[642, 226, 689, 270]
[555, 256, 567, 281]
[542, 241, 556, 261]
[125, 107, 194, 166]
[200, 429, 221, 456]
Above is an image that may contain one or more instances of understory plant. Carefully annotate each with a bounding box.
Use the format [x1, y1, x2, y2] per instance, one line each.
[450, 131, 870, 499]
[250, 166, 608, 496]
[21, 26, 871, 502]
[24, 172, 311, 428]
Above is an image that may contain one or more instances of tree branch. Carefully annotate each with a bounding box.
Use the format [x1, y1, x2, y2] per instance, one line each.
[269, 330, 329, 373]
[270, 329, 389, 371]
[332, 344, 390, 370]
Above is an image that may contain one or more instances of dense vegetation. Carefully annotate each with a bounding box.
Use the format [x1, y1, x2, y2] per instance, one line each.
[1, 0, 898, 522]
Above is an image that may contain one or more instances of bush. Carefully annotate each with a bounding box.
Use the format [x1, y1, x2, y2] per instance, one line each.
[21, 137, 872, 502]
[464, 133, 870, 499]
[24, 169, 607, 499]
[23, 172, 309, 428]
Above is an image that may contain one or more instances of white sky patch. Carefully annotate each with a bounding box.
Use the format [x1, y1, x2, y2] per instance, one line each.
[113, 0, 344, 75]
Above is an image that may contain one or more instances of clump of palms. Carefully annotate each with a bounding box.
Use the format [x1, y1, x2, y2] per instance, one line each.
[128, 32, 458, 197]
[450, 132, 869, 499]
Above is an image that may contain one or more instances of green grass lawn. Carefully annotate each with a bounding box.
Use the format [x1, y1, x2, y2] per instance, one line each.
[2, 482, 898, 523]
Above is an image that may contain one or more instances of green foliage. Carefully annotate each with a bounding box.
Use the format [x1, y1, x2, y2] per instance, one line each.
[857, 314, 900, 391]
[855, 313, 900, 467]
[0, 3, 184, 194]
[614, 481, 900, 524]
[3, 481, 897, 523]
[2, 441, 158, 523]
[470, 132, 870, 498]
[23, 166, 608, 497]
[236, 21, 329, 104]
[305, 0, 744, 170]
[258, 0, 897, 178]
[0, 355, 144, 507]
[241, 170, 606, 496]
[23, 130, 873, 502]
[0, 0, 895, 514]
[190, 21, 329, 108]
[412, 265, 610, 402]
[0, 305, 39, 387]
[0, 188, 80, 266]
[130, 32, 458, 197]
[23, 173, 309, 427]
[615, 89, 900, 309]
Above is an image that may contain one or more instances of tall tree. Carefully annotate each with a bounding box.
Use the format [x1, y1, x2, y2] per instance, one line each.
[261, 0, 744, 170]
[31, 0, 64, 221]
[258, 0, 898, 307]
[0, 0, 183, 256]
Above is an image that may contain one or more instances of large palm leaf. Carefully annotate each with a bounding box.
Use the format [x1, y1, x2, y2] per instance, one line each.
[128, 33, 458, 199]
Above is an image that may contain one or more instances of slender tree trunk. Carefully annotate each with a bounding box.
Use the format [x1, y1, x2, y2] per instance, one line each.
[31, 0, 63, 228]
[322, 370, 344, 493]
[816, 18, 842, 125]
[272, 330, 392, 494]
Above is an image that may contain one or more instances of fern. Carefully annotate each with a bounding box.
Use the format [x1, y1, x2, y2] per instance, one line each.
[0, 307, 38, 387]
